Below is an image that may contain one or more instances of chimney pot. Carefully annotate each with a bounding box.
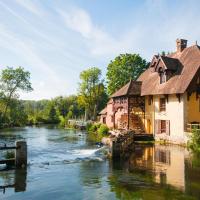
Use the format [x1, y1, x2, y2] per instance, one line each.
[176, 39, 187, 52]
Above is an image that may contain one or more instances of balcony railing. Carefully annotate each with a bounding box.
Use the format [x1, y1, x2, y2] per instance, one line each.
[187, 123, 200, 133]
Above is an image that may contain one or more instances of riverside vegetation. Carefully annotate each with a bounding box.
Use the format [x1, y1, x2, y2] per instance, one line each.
[0, 54, 200, 154]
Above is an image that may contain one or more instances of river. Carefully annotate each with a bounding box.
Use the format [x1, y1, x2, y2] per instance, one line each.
[0, 126, 200, 200]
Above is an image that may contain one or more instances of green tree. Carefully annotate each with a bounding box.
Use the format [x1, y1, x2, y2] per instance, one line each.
[78, 67, 107, 121]
[47, 103, 59, 123]
[106, 54, 148, 95]
[9, 99, 28, 126]
[0, 67, 33, 120]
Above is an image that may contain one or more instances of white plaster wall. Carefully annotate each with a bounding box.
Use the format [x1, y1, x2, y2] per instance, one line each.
[154, 94, 186, 144]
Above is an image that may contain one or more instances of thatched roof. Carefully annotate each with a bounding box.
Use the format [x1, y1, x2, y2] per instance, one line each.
[138, 44, 200, 95]
[110, 80, 142, 98]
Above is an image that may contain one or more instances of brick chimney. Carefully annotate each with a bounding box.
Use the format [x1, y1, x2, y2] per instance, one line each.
[176, 39, 187, 52]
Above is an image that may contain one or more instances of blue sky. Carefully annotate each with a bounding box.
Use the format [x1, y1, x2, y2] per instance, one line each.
[0, 0, 199, 100]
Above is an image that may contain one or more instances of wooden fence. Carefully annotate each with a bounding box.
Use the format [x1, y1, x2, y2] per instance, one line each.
[0, 141, 27, 168]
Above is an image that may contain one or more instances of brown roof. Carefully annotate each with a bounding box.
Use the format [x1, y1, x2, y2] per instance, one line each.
[110, 80, 142, 98]
[99, 107, 107, 115]
[160, 56, 179, 71]
[138, 44, 200, 95]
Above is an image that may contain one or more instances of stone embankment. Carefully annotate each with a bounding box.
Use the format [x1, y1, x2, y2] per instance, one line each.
[102, 130, 134, 158]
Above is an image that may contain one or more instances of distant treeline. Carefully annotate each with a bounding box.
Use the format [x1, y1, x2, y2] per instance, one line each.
[0, 95, 85, 128]
[0, 53, 148, 128]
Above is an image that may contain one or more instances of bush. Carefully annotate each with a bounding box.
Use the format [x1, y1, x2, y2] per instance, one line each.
[59, 116, 67, 127]
[86, 122, 101, 132]
[86, 122, 92, 132]
[188, 129, 200, 153]
[89, 123, 101, 132]
[97, 124, 109, 135]
[4, 151, 15, 159]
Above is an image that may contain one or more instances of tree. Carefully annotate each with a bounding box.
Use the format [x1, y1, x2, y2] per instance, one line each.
[0, 67, 33, 120]
[106, 54, 148, 95]
[48, 104, 59, 123]
[78, 67, 107, 121]
[9, 99, 28, 126]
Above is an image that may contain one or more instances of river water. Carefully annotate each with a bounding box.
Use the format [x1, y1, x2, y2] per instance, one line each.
[0, 126, 200, 200]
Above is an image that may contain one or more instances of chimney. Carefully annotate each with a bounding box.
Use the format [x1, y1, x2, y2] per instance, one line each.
[176, 39, 187, 52]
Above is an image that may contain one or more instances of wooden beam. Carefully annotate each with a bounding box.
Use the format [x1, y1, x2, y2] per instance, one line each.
[0, 159, 15, 165]
[176, 94, 181, 103]
[0, 146, 17, 150]
[164, 94, 169, 103]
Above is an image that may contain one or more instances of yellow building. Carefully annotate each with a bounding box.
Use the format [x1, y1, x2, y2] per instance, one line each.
[100, 39, 200, 144]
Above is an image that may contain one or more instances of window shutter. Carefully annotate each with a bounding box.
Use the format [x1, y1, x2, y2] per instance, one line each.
[166, 120, 170, 135]
[155, 120, 161, 134]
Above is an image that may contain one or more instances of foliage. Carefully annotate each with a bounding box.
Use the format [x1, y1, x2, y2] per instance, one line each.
[23, 95, 85, 126]
[4, 150, 15, 159]
[0, 67, 32, 127]
[0, 66, 85, 128]
[59, 115, 66, 127]
[106, 53, 148, 95]
[97, 124, 109, 135]
[86, 122, 109, 142]
[78, 67, 108, 120]
[88, 123, 101, 132]
[188, 129, 200, 153]
[86, 122, 93, 132]
[46, 102, 59, 124]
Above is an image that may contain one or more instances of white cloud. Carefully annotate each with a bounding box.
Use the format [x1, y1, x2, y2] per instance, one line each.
[58, 7, 135, 57]
[59, 8, 92, 39]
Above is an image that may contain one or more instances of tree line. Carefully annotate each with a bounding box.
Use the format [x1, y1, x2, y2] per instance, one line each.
[0, 53, 148, 128]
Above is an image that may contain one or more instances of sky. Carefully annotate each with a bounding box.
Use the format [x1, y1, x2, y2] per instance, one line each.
[0, 0, 200, 100]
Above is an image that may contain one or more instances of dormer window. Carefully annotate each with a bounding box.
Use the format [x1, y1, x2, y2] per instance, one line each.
[159, 68, 166, 84]
[160, 72, 166, 84]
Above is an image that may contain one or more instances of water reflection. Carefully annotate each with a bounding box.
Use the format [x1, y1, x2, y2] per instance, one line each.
[0, 127, 200, 199]
[0, 168, 27, 194]
[109, 144, 200, 199]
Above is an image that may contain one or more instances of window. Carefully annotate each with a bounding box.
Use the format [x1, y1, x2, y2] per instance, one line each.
[155, 120, 170, 135]
[160, 72, 166, 84]
[161, 120, 166, 133]
[103, 117, 106, 124]
[159, 98, 166, 112]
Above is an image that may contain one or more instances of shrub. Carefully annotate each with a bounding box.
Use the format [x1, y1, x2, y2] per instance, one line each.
[97, 124, 109, 135]
[86, 122, 92, 132]
[89, 123, 101, 132]
[188, 129, 200, 153]
[59, 115, 67, 127]
[4, 151, 15, 159]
